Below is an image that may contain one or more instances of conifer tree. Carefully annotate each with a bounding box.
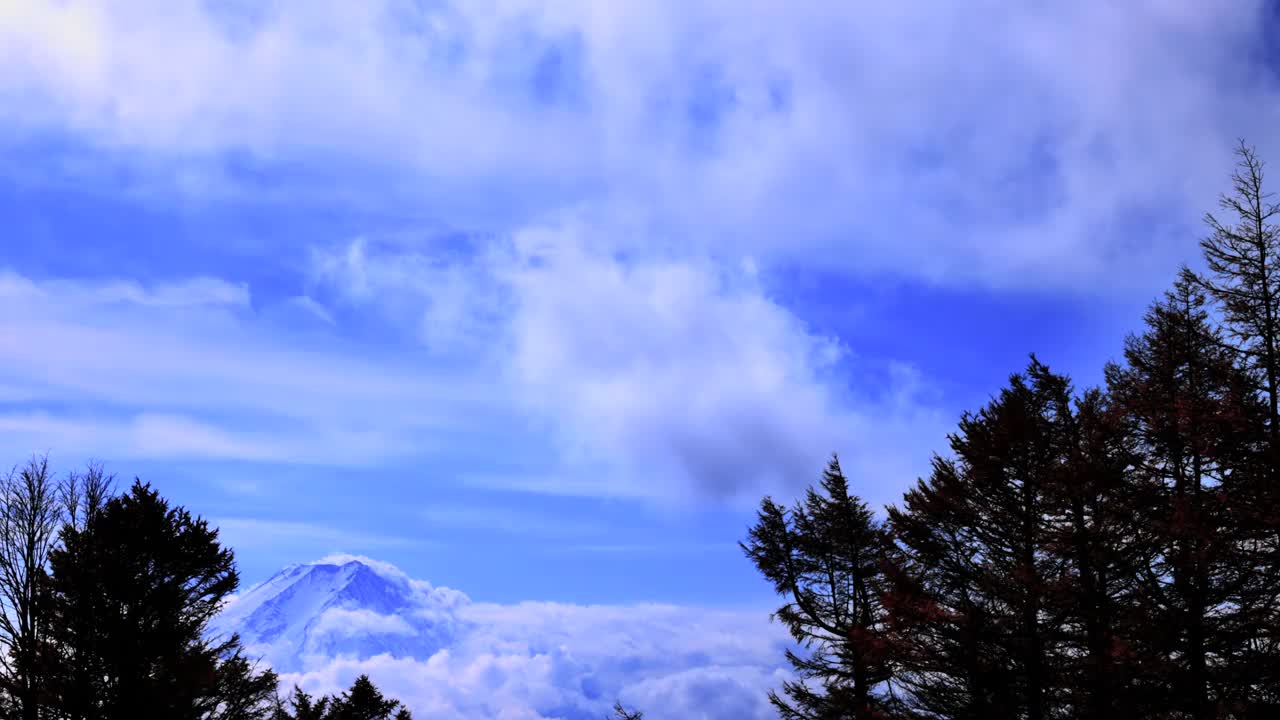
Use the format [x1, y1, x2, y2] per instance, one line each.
[38, 465, 113, 720]
[1104, 277, 1265, 719]
[734, 142, 1280, 720]
[272, 687, 330, 720]
[1191, 141, 1280, 715]
[742, 455, 895, 720]
[610, 701, 644, 720]
[1194, 141, 1280, 444]
[1041, 386, 1146, 720]
[325, 675, 407, 720]
[270, 678, 410, 720]
[42, 480, 277, 719]
[200, 651, 280, 720]
[886, 359, 1072, 720]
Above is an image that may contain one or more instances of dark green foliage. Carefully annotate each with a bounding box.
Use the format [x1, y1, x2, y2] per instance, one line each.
[202, 650, 281, 720]
[742, 146, 1280, 720]
[1105, 277, 1268, 718]
[0, 462, 414, 720]
[886, 359, 1072, 720]
[750, 316, 1271, 719]
[42, 480, 274, 719]
[271, 677, 410, 720]
[610, 701, 643, 720]
[1042, 386, 1148, 720]
[743, 455, 894, 720]
[1191, 141, 1280, 712]
[272, 686, 331, 720]
[1195, 141, 1280, 441]
[327, 675, 406, 720]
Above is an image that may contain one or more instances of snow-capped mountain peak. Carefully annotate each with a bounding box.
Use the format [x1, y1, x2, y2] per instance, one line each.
[210, 555, 468, 673]
[211, 556, 793, 720]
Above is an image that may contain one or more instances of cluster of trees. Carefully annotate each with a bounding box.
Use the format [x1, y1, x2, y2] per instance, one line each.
[0, 460, 411, 720]
[272, 678, 410, 720]
[742, 142, 1280, 720]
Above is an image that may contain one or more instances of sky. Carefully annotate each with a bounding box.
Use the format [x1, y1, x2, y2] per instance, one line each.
[3, 0, 1280, 617]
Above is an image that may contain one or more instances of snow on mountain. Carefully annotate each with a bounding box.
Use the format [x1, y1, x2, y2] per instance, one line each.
[212, 555, 793, 719]
[209, 554, 469, 673]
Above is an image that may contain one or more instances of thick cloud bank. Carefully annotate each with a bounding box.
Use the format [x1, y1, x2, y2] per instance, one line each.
[213, 555, 792, 719]
[4, 0, 1274, 289]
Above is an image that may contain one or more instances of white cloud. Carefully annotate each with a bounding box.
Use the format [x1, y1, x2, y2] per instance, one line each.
[8, 0, 1230, 503]
[310, 236, 510, 357]
[280, 597, 791, 720]
[418, 504, 606, 538]
[285, 295, 336, 325]
[215, 521, 422, 554]
[0, 271, 249, 308]
[0, 411, 301, 463]
[0, 268, 508, 467]
[216, 556, 790, 719]
[497, 223, 851, 502]
[622, 665, 790, 720]
[553, 542, 734, 555]
[312, 608, 417, 639]
[311, 226, 950, 505]
[0, 256, 948, 503]
[2, 0, 1275, 289]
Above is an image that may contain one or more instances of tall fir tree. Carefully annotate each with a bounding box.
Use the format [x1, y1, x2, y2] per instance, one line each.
[42, 480, 277, 719]
[1104, 277, 1266, 719]
[742, 455, 896, 720]
[734, 142, 1280, 720]
[1040, 385, 1147, 720]
[886, 359, 1073, 720]
[1195, 141, 1280, 445]
[271, 677, 410, 720]
[325, 675, 408, 720]
[1192, 140, 1280, 715]
[272, 687, 331, 720]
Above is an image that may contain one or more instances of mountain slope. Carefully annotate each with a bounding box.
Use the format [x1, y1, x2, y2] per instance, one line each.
[210, 555, 469, 673]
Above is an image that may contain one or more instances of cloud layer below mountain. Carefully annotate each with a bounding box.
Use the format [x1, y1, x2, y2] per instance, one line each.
[219, 555, 792, 720]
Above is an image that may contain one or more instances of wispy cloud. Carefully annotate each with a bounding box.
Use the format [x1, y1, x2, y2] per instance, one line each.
[556, 542, 736, 555]
[2, 1, 1274, 289]
[418, 504, 606, 539]
[214, 519, 423, 554]
[284, 295, 336, 326]
[310, 226, 951, 505]
[2, 0, 1265, 518]
[0, 268, 510, 467]
[0, 411, 306, 463]
[0, 254, 949, 504]
[0, 273, 249, 308]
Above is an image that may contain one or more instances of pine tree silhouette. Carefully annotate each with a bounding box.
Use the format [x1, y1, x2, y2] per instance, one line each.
[42, 480, 277, 719]
[271, 677, 410, 720]
[886, 359, 1072, 720]
[326, 674, 406, 720]
[743, 454, 895, 719]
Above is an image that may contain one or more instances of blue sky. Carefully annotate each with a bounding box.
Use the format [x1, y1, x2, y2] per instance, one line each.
[2, 0, 1280, 612]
